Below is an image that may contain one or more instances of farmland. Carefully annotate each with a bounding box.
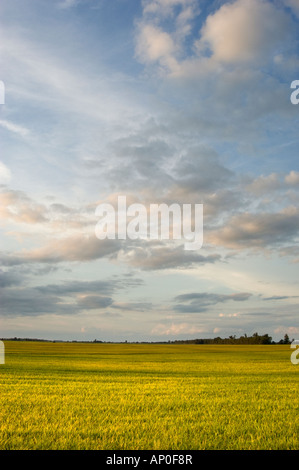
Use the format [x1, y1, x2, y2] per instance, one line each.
[0, 341, 298, 450]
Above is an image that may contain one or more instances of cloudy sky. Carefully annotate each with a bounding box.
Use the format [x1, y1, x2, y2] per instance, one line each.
[0, 0, 298, 342]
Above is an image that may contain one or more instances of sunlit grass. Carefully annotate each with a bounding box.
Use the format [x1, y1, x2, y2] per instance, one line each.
[0, 341, 298, 450]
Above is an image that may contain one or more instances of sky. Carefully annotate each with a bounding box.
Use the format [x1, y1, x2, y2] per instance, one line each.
[0, 0, 298, 342]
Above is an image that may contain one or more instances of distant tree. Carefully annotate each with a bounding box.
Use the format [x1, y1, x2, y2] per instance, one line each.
[260, 334, 272, 344]
[283, 334, 291, 344]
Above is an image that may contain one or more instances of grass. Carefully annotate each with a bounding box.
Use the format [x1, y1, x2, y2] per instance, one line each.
[0, 341, 298, 450]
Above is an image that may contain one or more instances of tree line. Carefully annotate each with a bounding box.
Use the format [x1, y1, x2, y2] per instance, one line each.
[171, 332, 293, 345]
[1, 333, 294, 345]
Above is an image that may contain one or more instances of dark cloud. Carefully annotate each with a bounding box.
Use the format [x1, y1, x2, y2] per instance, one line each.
[0, 269, 23, 288]
[36, 279, 116, 296]
[263, 295, 299, 301]
[0, 287, 74, 316]
[174, 291, 252, 313]
[77, 295, 113, 309]
[0, 274, 144, 317]
[112, 301, 153, 312]
[121, 242, 221, 270]
[173, 146, 234, 193]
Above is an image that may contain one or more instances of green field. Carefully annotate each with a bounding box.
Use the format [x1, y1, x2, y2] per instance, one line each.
[0, 341, 298, 450]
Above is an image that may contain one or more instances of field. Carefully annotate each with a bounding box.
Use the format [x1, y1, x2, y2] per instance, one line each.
[0, 341, 298, 450]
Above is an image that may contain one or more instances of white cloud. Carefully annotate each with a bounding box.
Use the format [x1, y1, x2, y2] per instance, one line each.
[57, 0, 79, 9]
[285, 170, 299, 186]
[0, 162, 11, 185]
[151, 322, 205, 336]
[196, 0, 291, 64]
[218, 312, 240, 318]
[245, 173, 281, 195]
[0, 119, 30, 138]
[135, 0, 293, 78]
[142, 0, 197, 18]
[135, 24, 177, 64]
[135, 0, 199, 74]
[274, 325, 299, 335]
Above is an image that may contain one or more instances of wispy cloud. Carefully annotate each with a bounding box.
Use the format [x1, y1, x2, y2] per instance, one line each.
[57, 0, 79, 9]
[0, 162, 11, 184]
[0, 119, 30, 138]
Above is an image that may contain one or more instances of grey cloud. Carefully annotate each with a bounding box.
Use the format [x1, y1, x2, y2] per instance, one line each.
[112, 137, 174, 162]
[2, 270, 251, 319]
[121, 242, 221, 270]
[0, 272, 144, 317]
[241, 311, 273, 316]
[1, 232, 221, 271]
[108, 159, 173, 192]
[108, 155, 174, 194]
[49, 203, 75, 214]
[175, 292, 252, 303]
[36, 279, 117, 296]
[0, 287, 75, 316]
[173, 146, 234, 193]
[279, 245, 299, 263]
[108, 141, 234, 196]
[0, 188, 48, 224]
[0, 235, 122, 266]
[0, 188, 97, 232]
[77, 295, 113, 309]
[208, 207, 299, 250]
[174, 291, 252, 313]
[263, 295, 299, 301]
[1, 289, 113, 316]
[0, 269, 23, 288]
[84, 131, 176, 192]
[35, 276, 144, 298]
[112, 301, 153, 312]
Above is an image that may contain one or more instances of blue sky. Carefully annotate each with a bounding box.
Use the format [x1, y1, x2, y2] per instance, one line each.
[0, 0, 299, 341]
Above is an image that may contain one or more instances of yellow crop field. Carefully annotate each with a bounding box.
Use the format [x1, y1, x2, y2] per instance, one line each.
[0, 341, 298, 450]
